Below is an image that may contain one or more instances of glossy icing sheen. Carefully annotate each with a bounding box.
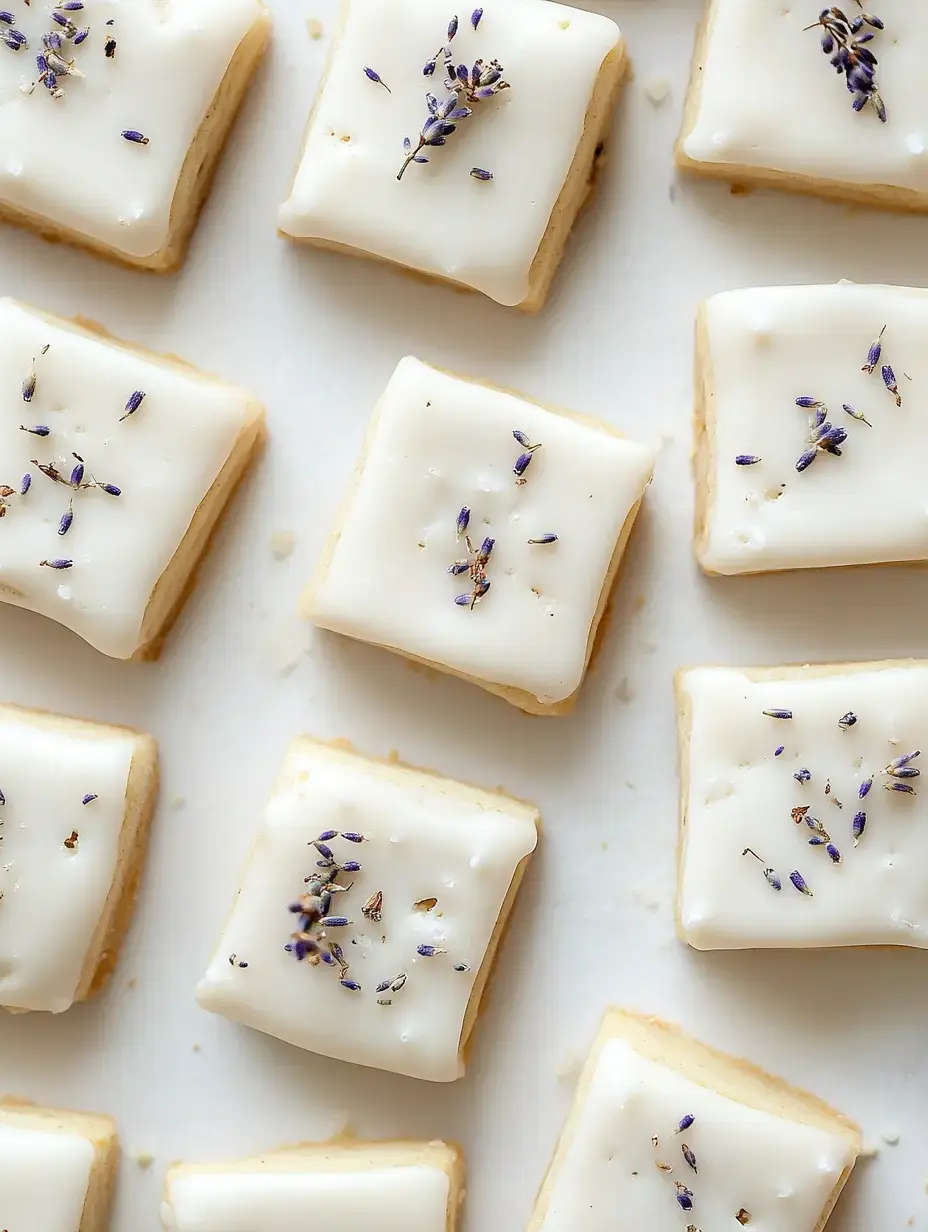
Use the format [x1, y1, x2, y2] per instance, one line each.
[699, 283, 928, 574]
[196, 739, 538, 1082]
[679, 664, 928, 950]
[0, 707, 136, 1011]
[309, 358, 654, 704]
[682, 0, 927, 191]
[537, 1037, 853, 1232]
[0, 0, 261, 258]
[162, 1166, 451, 1231]
[278, 0, 619, 306]
[0, 1121, 94, 1230]
[0, 299, 256, 657]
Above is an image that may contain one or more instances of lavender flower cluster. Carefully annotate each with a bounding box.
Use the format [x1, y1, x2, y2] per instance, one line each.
[808, 4, 886, 124]
[2, 3, 91, 99]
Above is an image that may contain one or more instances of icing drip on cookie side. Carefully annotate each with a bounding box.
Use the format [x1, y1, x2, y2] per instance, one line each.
[0, 1121, 95, 1230]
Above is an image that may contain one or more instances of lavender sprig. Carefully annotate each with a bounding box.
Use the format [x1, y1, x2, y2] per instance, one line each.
[806, 4, 887, 124]
[363, 65, 390, 92]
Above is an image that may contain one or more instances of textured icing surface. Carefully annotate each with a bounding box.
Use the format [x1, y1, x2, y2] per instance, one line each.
[699, 283, 928, 575]
[681, 0, 928, 192]
[0, 0, 262, 258]
[278, 0, 619, 306]
[162, 1165, 451, 1231]
[0, 1120, 95, 1230]
[196, 738, 538, 1082]
[0, 298, 258, 657]
[0, 706, 137, 1012]
[679, 664, 928, 950]
[536, 1036, 853, 1231]
[308, 357, 654, 704]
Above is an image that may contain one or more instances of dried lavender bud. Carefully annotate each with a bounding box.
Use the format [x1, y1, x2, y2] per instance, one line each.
[790, 870, 813, 896]
[735, 455, 761, 465]
[477, 536, 494, 560]
[887, 750, 920, 771]
[774, 745, 785, 756]
[19, 425, 49, 436]
[97, 483, 121, 496]
[763, 709, 792, 719]
[39, 558, 73, 569]
[513, 451, 534, 480]
[82, 793, 97, 805]
[19, 474, 31, 496]
[0, 12, 14, 23]
[882, 364, 902, 405]
[842, 403, 871, 426]
[340, 860, 362, 873]
[120, 390, 146, 421]
[512, 430, 533, 447]
[340, 832, 365, 843]
[22, 366, 36, 402]
[340, 979, 361, 991]
[121, 129, 150, 144]
[528, 534, 558, 544]
[363, 65, 391, 91]
[471, 7, 483, 27]
[456, 505, 470, 535]
[681, 1144, 697, 1173]
[470, 166, 493, 181]
[805, 816, 830, 839]
[795, 397, 824, 409]
[454, 962, 470, 971]
[447, 15, 458, 39]
[862, 325, 885, 373]
[794, 768, 811, 784]
[675, 1183, 694, 1212]
[454, 593, 473, 606]
[69, 457, 84, 487]
[417, 944, 447, 957]
[320, 915, 351, 927]
[852, 811, 866, 845]
[838, 712, 857, 730]
[447, 560, 469, 575]
[57, 502, 73, 536]
[2, 26, 27, 49]
[826, 843, 842, 863]
[884, 781, 916, 795]
[674, 1115, 695, 1134]
[859, 777, 873, 798]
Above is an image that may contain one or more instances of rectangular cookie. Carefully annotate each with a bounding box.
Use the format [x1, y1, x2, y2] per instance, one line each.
[0, 1098, 119, 1232]
[304, 357, 654, 714]
[676, 1, 927, 212]
[528, 1008, 860, 1232]
[695, 282, 928, 576]
[195, 737, 539, 1082]
[162, 1140, 463, 1231]
[278, 0, 624, 310]
[0, 298, 265, 659]
[0, 0, 271, 271]
[677, 661, 928, 951]
[0, 702, 158, 1012]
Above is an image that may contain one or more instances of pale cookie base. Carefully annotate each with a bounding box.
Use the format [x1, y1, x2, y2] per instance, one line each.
[20, 309, 267, 662]
[528, 1008, 861, 1232]
[675, 1, 928, 212]
[303, 371, 647, 716]
[280, 15, 626, 313]
[674, 658, 925, 950]
[0, 702, 159, 1011]
[0, 1098, 120, 1232]
[164, 1139, 464, 1231]
[0, 13, 271, 273]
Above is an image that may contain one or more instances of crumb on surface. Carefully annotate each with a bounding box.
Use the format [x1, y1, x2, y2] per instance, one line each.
[269, 530, 295, 561]
[307, 17, 323, 39]
[192, 1043, 201, 1052]
[171, 796, 186, 811]
[134, 1152, 154, 1170]
[644, 76, 670, 105]
[127, 978, 137, 990]
[882, 1131, 901, 1146]
[614, 677, 636, 703]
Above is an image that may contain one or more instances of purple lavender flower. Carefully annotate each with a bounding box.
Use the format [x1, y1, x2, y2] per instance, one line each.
[853, 811, 866, 845]
[82, 794, 97, 805]
[513, 451, 534, 481]
[794, 768, 812, 784]
[57, 504, 73, 536]
[39, 558, 73, 570]
[2, 27, 27, 50]
[795, 396, 823, 409]
[122, 130, 150, 145]
[417, 944, 447, 957]
[456, 505, 470, 535]
[340, 979, 362, 991]
[862, 326, 885, 372]
[882, 364, 902, 405]
[471, 7, 483, 28]
[120, 390, 146, 421]
[790, 870, 813, 896]
[363, 65, 391, 92]
[470, 167, 493, 181]
[19, 474, 31, 496]
[69, 457, 84, 487]
[826, 843, 842, 863]
[528, 534, 558, 544]
[19, 425, 49, 436]
[735, 455, 761, 465]
[859, 777, 873, 799]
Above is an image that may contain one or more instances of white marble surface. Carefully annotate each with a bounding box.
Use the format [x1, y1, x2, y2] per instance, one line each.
[0, 1, 926, 1230]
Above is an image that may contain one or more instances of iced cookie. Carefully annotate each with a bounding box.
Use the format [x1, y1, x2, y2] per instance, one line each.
[162, 1140, 463, 1231]
[0, 1098, 119, 1232]
[0, 298, 265, 659]
[304, 357, 654, 714]
[196, 737, 539, 1082]
[677, 2, 927, 212]
[278, 0, 624, 310]
[529, 1008, 860, 1232]
[677, 661, 928, 951]
[0, 701, 158, 1012]
[0, 0, 270, 270]
[695, 282, 928, 575]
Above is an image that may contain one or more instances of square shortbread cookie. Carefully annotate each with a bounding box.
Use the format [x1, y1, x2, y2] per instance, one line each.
[529, 1009, 860, 1232]
[278, 0, 624, 310]
[0, 298, 265, 659]
[195, 737, 539, 1082]
[304, 357, 654, 714]
[0, 1098, 119, 1232]
[0, 0, 270, 270]
[677, 661, 928, 951]
[695, 283, 928, 576]
[162, 1140, 463, 1232]
[0, 702, 158, 1012]
[677, 1, 928, 212]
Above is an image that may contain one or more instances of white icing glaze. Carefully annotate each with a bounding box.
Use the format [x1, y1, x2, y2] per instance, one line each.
[536, 1036, 854, 1232]
[0, 0, 263, 258]
[307, 357, 654, 704]
[0, 1120, 94, 1230]
[0, 298, 259, 658]
[0, 705, 137, 1012]
[681, 0, 928, 194]
[699, 283, 928, 574]
[278, 0, 619, 306]
[162, 1165, 450, 1231]
[196, 738, 538, 1082]
[679, 664, 928, 950]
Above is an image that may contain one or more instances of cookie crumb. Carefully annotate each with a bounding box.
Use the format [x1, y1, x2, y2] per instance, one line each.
[882, 1131, 900, 1146]
[269, 530, 295, 560]
[171, 796, 186, 811]
[127, 978, 138, 990]
[307, 17, 323, 39]
[134, 1152, 154, 1170]
[614, 677, 636, 702]
[192, 1043, 201, 1052]
[644, 76, 670, 106]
